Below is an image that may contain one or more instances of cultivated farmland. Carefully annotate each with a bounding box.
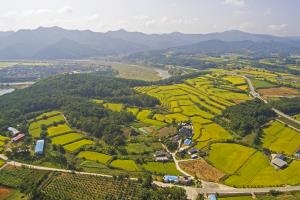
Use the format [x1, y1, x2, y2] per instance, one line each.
[262, 121, 300, 155]
[77, 151, 112, 164]
[208, 143, 300, 187]
[51, 133, 84, 145]
[63, 139, 94, 152]
[142, 162, 181, 176]
[39, 172, 143, 200]
[111, 160, 139, 171]
[179, 159, 225, 182]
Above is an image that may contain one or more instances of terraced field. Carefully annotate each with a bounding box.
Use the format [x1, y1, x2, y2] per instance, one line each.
[51, 133, 84, 145]
[29, 112, 65, 138]
[63, 139, 95, 152]
[262, 121, 300, 155]
[208, 143, 300, 187]
[29, 112, 94, 154]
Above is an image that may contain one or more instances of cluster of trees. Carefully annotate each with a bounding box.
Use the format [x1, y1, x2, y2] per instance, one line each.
[222, 99, 276, 136]
[0, 74, 159, 143]
[270, 97, 300, 115]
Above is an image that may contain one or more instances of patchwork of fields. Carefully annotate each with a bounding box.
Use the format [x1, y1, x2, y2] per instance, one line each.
[207, 143, 300, 187]
[134, 75, 249, 148]
[28, 111, 94, 152]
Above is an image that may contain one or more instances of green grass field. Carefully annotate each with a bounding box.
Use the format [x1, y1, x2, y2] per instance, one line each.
[104, 103, 123, 112]
[51, 133, 84, 145]
[262, 121, 300, 155]
[251, 79, 277, 89]
[110, 160, 139, 171]
[125, 142, 162, 154]
[77, 151, 112, 164]
[142, 162, 181, 176]
[47, 124, 73, 137]
[63, 139, 94, 152]
[35, 111, 61, 120]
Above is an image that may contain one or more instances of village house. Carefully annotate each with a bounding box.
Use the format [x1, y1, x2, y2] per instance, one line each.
[163, 175, 192, 185]
[183, 138, 192, 146]
[188, 148, 198, 155]
[178, 176, 192, 185]
[163, 175, 179, 183]
[295, 149, 300, 159]
[179, 127, 193, 138]
[191, 154, 198, 159]
[11, 133, 25, 142]
[154, 150, 171, 162]
[7, 127, 20, 136]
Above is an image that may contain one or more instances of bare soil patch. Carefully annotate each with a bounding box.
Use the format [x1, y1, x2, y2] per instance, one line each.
[258, 87, 300, 97]
[179, 159, 225, 182]
[0, 186, 13, 199]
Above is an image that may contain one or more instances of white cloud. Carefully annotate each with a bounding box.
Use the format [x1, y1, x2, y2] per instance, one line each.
[223, 0, 246, 7]
[268, 24, 287, 31]
[58, 6, 73, 14]
[264, 8, 272, 15]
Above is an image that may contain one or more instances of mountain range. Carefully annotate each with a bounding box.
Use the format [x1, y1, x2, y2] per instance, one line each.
[0, 26, 300, 59]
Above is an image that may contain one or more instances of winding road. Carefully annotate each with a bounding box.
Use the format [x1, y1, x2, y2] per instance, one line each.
[243, 75, 300, 131]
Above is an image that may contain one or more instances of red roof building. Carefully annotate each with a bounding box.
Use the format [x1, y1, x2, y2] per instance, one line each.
[12, 133, 25, 142]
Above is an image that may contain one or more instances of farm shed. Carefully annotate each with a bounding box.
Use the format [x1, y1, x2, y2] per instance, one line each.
[8, 127, 20, 136]
[183, 139, 192, 146]
[154, 150, 171, 162]
[295, 150, 300, 159]
[12, 133, 25, 142]
[179, 127, 193, 138]
[163, 175, 179, 183]
[188, 148, 198, 155]
[35, 139, 45, 154]
[178, 176, 192, 185]
[271, 158, 288, 169]
[191, 154, 198, 159]
[208, 194, 217, 200]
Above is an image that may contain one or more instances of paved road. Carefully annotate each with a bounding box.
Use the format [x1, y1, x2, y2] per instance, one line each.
[1, 154, 300, 200]
[242, 75, 300, 129]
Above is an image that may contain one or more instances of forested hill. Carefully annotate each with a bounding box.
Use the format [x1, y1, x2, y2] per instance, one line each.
[0, 74, 159, 143]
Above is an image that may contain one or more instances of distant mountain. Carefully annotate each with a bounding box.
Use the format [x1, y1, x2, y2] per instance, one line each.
[126, 40, 300, 65]
[0, 27, 299, 59]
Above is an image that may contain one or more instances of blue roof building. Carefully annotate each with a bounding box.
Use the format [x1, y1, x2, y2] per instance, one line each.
[183, 139, 192, 146]
[35, 140, 45, 154]
[163, 175, 179, 183]
[208, 194, 217, 200]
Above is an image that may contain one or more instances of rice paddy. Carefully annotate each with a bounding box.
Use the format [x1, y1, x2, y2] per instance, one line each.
[63, 139, 95, 152]
[208, 143, 300, 187]
[77, 151, 112, 164]
[262, 121, 300, 155]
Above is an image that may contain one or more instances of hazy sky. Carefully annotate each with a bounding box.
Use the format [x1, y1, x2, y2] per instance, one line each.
[0, 0, 299, 36]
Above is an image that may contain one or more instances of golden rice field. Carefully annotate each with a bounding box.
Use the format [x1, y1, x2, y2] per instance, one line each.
[262, 121, 300, 155]
[208, 143, 300, 187]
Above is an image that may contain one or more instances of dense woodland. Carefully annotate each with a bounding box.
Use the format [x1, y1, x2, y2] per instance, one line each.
[0, 74, 158, 142]
[222, 99, 276, 136]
